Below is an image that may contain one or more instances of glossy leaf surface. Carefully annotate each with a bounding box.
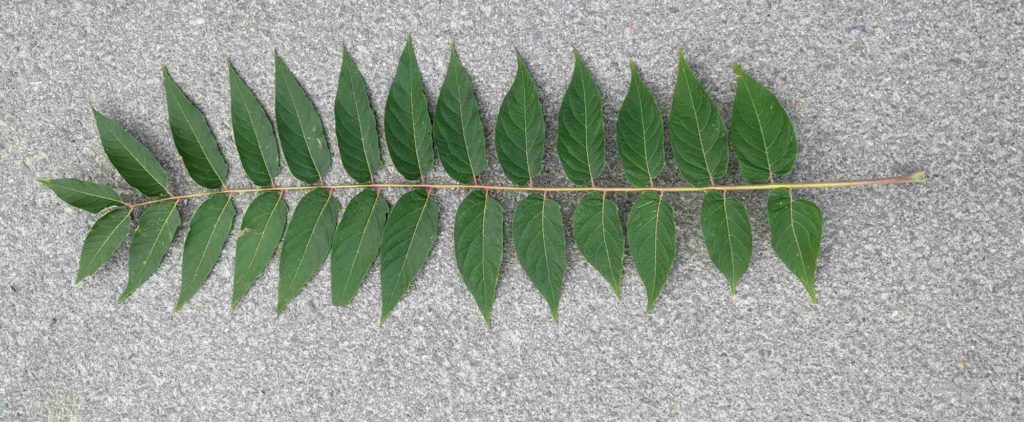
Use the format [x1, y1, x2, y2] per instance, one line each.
[162, 66, 228, 188]
[231, 192, 288, 308]
[76, 207, 132, 283]
[572, 192, 624, 297]
[335, 49, 383, 183]
[229, 63, 280, 186]
[275, 55, 332, 184]
[556, 51, 606, 186]
[731, 65, 797, 184]
[669, 51, 728, 187]
[278, 188, 339, 312]
[454, 190, 504, 324]
[615, 61, 665, 187]
[627, 191, 677, 312]
[331, 189, 389, 307]
[767, 189, 823, 302]
[121, 201, 180, 302]
[39, 178, 123, 213]
[700, 191, 752, 293]
[384, 37, 433, 181]
[495, 55, 545, 186]
[379, 189, 439, 322]
[94, 110, 170, 197]
[433, 45, 487, 184]
[512, 194, 566, 320]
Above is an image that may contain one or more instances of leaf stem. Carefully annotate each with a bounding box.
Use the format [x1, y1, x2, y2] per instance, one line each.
[127, 171, 925, 208]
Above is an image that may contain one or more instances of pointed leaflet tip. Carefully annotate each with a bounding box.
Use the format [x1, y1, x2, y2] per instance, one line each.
[732, 63, 746, 77]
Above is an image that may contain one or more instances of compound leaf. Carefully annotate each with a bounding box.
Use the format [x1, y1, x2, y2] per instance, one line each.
[93, 110, 170, 197]
[767, 189, 823, 302]
[669, 50, 728, 187]
[384, 36, 434, 181]
[730, 65, 797, 184]
[454, 190, 504, 325]
[278, 188, 339, 312]
[335, 48, 383, 183]
[162, 66, 228, 188]
[627, 191, 677, 312]
[495, 55, 545, 186]
[572, 192, 624, 297]
[231, 192, 288, 308]
[380, 189, 439, 322]
[700, 191, 752, 294]
[331, 189, 389, 307]
[556, 50, 606, 186]
[275, 55, 332, 184]
[120, 201, 181, 302]
[434, 45, 487, 184]
[512, 194, 566, 320]
[39, 178, 123, 213]
[616, 60, 665, 187]
[75, 207, 132, 283]
[228, 63, 280, 186]
[175, 193, 236, 310]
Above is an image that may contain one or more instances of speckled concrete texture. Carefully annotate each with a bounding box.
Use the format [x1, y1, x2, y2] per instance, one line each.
[2, 1, 1022, 420]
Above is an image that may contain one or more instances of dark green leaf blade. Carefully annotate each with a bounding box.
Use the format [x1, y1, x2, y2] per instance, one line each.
[175, 194, 236, 310]
[75, 207, 132, 283]
[277, 188, 339, 312]
[572, 192, 624, 297]
[433, 45, 487, 184]
[331, 189, 389, 307]
[275, 55, 332, 184]
[39, 178, 123, 213]
[379, 189, 440, 322]
[120, 201, 181, 302]
[495, 55, 545, 186]
[384, 37, 434, 181]
[615, 61, 665, 187]
[93, 110, 170, 197]
[454, 190, 504, 325]
[700, 191, 753, 294]
[669, 50, 728, 187]
[767, 189, 823, 302]
[162, 66, 229, 188]
[229, 63, 280, 186]
[335, 49, 383, 183]
[556, 50, 606, 186]
[231, 192, 288, 308]
[730, 65, 798, 184]
[512, 194, 566, 320]
[627, 191, 677, 312]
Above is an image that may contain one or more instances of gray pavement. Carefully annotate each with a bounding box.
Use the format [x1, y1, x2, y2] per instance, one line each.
[1, 1, 1022, 420]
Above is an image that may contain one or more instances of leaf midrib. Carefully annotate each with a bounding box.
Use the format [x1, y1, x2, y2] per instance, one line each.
[170, 86, 224, 186]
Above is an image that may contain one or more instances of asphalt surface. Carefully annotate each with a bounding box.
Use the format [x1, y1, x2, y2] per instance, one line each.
[2, 1, 1022, 420]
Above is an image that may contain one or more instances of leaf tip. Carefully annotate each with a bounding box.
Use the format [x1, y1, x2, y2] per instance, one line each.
[732, 63, 746, 77]
[911, 170, 927, 184]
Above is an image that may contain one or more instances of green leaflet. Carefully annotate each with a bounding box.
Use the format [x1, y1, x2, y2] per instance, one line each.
[572, 192, 624, 297]
[278, 188, 339, 312]
[669, 50, 728, 187]
[228, 63, 280, 187]
[39, 178, 123, 213]
[162, 66, 229, 189]
[76, 207, 132, 283]
[616, 61, 665, 187]
[557, 50, 606, 186]
[120, 201, 181, 302]
[231, 192, 288, 309]
[93, 110, 170, 197]
[730, 65, 798, 184]
[275, 55, 332, 184]
[453, 190, 504, 325]
[700, 191, 752, 294]
[495, 55, 545, 186]
[384, 37, 434, 181]
[767, 189, 823, 302]
[335, 48, 383, 183]
[379, 189, 439, 322]
[627, 191, 677, 312]
[175, 194, 236, 310]
[331, 189, 389, 307]
[434, 45, 487, 184]
[512, 194, 566, 320]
